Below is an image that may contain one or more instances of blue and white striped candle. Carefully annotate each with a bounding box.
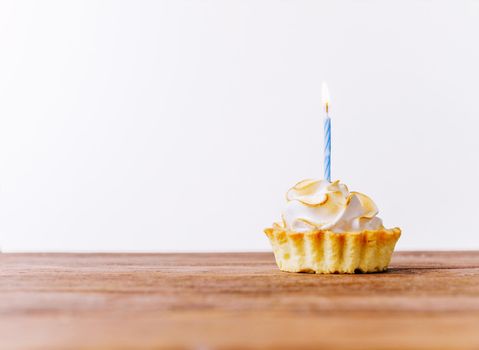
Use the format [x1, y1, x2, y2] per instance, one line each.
[322, 82, 331, 182]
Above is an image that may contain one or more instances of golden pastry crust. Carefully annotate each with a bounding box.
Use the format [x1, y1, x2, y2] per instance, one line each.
[264, 226, 401, 274]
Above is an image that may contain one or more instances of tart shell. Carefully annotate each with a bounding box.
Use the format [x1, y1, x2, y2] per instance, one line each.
[264, 227, 401, 274]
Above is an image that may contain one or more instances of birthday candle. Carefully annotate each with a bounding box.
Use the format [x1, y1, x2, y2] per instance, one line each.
[322, 82, 331, 182]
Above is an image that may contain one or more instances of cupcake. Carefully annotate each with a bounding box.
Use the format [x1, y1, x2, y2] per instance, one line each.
[265, 179, 401, 273]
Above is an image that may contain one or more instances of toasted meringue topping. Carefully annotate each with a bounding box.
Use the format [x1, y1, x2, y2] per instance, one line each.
[281, 179, 384, 233]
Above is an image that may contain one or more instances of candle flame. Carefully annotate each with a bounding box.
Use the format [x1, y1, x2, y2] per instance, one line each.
[322, 82, 330, 113]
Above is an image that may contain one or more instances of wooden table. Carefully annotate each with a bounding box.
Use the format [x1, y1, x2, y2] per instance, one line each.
[1, 252, 478, 350]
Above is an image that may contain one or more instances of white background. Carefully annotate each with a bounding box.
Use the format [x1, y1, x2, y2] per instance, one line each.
[1, 0, 478, 252]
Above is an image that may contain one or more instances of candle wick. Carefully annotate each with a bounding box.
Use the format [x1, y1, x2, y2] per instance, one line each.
[325, 102, 329, 114]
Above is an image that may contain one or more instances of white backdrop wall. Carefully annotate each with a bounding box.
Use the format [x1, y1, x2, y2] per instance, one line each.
[1, 0, 478, 251]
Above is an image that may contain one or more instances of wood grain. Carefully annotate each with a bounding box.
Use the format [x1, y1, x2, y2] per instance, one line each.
[1, 252, 479, 350]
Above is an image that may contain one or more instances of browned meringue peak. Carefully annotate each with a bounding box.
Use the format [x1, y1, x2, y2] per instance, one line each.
[281, 179, 384, 233]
